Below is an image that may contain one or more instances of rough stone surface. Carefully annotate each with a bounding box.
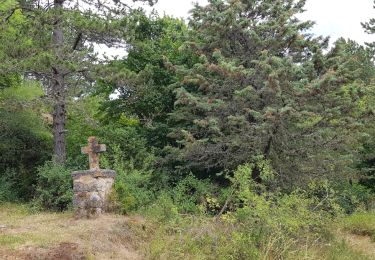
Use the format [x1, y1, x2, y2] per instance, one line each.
[72, 137, 116, 218]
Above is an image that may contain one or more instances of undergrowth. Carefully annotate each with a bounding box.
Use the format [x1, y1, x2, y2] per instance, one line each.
[137, 163, 373, 259]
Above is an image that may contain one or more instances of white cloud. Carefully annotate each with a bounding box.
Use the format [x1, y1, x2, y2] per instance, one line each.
[100, 0, 375, 58]
[152, 0, 375, 44]
[153, 0, 208, 19]
[300, 0, 374, 44]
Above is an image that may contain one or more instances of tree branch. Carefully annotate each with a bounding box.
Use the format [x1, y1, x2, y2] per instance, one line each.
[2, 8, 16, 24]
[72, 32, 83, 50]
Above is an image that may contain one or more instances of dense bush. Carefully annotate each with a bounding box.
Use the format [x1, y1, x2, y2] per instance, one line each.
[145, 192, 180, 223]
[109, 168, 156, 214]
[32, 161, 73, 211]
[102, 143, 156, 214]
[146, 164, 335, 259]
[0, 169, 17, 202]
[307, 180, 372, 215]
[172, 174, 218, 214]
[335, 183, 373, 213]
[0, 81, 52, 201]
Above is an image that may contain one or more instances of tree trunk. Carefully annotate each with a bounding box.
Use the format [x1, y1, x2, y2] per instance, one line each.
[52, 0, 66, 164]
[52, 71, 66, 164]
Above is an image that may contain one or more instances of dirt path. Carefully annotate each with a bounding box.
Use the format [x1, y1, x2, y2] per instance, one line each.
[0, 208, 147, 260]
[0, 242, 85, 260]
[340, 232, 375, 259]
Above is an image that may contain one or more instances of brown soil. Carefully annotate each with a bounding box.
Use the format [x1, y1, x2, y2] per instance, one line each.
[340, 232, 375, 259]
[0, 207, 147, 260]
[0, 243, 85, 259]
[0, 247, 27, 260]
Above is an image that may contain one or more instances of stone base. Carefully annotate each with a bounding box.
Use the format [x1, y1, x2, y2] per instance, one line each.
[72, 169, 116, 218]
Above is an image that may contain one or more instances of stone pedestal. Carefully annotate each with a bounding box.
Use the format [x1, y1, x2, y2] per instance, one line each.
[72, 169, 116, 218]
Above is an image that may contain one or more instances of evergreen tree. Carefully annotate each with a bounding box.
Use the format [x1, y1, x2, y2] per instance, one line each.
[0, 0, 155, 164]
[162, 0, 373, 188]
[359, 3, 375, 190]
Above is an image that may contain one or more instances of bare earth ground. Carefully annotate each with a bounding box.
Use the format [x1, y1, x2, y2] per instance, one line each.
[339, 232, 375, 259]
[0, 205, 148, 260]
[1, 204, 375, 259]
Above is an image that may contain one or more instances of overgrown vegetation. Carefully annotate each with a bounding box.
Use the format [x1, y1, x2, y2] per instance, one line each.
[0, 0, 375, 258]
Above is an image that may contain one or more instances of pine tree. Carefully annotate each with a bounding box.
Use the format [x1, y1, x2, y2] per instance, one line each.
[0, 0, 155, 164]
[163, 0, 373, 188]
[359, 3, 375, 190]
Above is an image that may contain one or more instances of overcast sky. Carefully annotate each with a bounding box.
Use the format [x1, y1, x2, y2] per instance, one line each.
[150, 0, 374, 45]
[103, 0, 374, 59]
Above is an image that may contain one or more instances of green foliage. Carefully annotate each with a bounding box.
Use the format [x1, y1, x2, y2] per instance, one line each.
[307, 180, 373, 215]
[225, 164, 332, 254]
[335, 183, 373, 213]
[145, 193, 179, 223]
[0, 170, 18, 202]
[0, 80, 43, 101]
[171, 174, 215, 214]
[32, 161, 73, 211]
[0, 0, 17, 12]
[358, 123, 375, 193]
[109, 167, 156, 214]
[159, 0, 375, 192]
[100, 126, 152, 170]
[0, 78, 51, 201]
[65, 96, 103, 169]
[102, 142, 156, 214]
[145, 163, 335, 259]
[97, 13, 194, 150]
[66, 95, 153, 170]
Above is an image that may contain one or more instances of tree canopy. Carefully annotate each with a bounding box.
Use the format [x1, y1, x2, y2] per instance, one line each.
[0, 0, 374, 213]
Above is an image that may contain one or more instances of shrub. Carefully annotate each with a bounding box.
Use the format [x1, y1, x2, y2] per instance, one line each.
[307, 180, 372, 215]
[109, 169, 156, 214]
[306, 180, 344, 216]
[146, 163, 334, 259]
[222, 163, 332, 258]
[172, 174, 217, 214]
[335, 183, 372, 213]
[150, 193, 180, 223]
[103, 144, 156, 214]
[32, 161, 73, 211]
[0, 81, 52, 201]
[0, 170, 17, 202]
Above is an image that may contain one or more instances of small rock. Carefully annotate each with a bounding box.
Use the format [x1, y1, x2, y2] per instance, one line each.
[0, 225, 7, 229]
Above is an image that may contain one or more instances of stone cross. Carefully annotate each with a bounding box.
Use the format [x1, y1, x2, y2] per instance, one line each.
[81, 136, 106, 170]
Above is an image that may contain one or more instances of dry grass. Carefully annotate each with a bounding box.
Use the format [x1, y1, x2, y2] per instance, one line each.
[1, 204, 374, 259]
[0, 203, 148, 259]
[335, 212, 375, 259]
[340, 232, 375, 259]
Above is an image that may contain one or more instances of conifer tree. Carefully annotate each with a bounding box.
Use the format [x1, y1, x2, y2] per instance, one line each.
[359, 3, 375, 190]
[0, 0, 155, 164]
[164, 0, 373, 187]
